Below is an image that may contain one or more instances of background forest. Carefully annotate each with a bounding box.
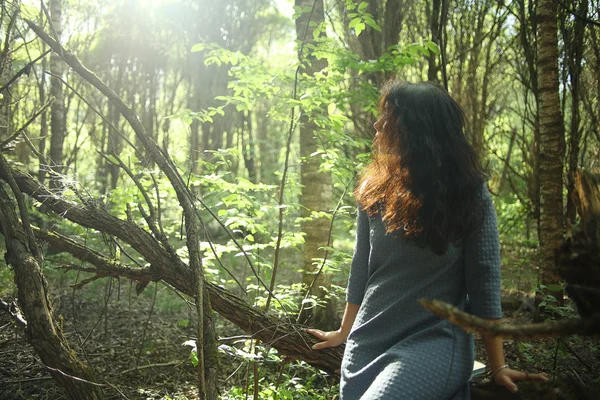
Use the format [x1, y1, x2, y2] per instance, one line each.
[0, 0, 599, 399]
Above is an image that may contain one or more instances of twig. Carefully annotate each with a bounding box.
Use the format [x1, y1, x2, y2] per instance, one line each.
[0, 49, 51, 94]
[71, 273, 103, 290]
[121, 360, 182, 375]
[43, 71, 138, 152]
[81, 275, 114, 346]
[104, 381, 130, 400]
[2, 376, 53, 384]
[297, 178, 353, 323]
[0, 97, 54, 150]
[135, 282, 158, 368]
[44, 365, 107, 387]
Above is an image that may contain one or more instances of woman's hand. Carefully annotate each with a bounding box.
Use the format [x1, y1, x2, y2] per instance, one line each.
[493, 367, 548, 392]
[305, 328, 347, 350]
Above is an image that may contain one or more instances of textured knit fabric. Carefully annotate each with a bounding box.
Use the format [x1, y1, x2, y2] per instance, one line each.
[342, 187, 502, 400]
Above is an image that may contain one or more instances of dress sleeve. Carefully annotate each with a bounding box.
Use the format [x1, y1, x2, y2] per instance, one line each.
[464, 187, 503, 319]
[346, 207, 370, 305]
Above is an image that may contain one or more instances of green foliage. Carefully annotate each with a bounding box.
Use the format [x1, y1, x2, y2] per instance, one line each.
[535, 283, 577, 320]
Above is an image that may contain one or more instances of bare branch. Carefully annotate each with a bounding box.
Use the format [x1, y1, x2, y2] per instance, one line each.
[419, 298, 600, 338]
[0, 97, 54, 151]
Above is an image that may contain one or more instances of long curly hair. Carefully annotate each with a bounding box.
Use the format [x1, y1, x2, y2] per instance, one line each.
[355, 81, 487, 254]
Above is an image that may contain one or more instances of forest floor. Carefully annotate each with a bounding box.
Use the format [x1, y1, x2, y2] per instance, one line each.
[0, 245, 599, 399]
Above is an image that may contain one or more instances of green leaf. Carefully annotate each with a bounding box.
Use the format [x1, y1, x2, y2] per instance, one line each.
[358, 1, 368, 10]
[364, 16, 381, 32]
[349, 17, 361, 29]
[327, 102, 336, 115]
[190, 351, 198, 367]
[190, 43, 205, 52]
[177, 319, 190, 328]
[425, 41, 440, 55]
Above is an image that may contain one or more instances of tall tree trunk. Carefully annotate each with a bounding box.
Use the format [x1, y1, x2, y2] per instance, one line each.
[295, 0, 334, 330]
[48, 0, 65, 189]
[536, 0, 565, 286]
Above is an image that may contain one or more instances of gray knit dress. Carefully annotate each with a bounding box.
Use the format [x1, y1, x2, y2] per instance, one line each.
[342, 188, 502, 400]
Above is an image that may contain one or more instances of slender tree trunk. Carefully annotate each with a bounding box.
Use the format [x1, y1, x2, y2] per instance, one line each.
[107, 59, 125, 190]
[295, 0, 334, 330]
[48, 0, 65, 189]
[427, 0, 441, 82]
[563, 0, 588, 224]
[38, 43, 49, 184]
[536, 0, 565, 286]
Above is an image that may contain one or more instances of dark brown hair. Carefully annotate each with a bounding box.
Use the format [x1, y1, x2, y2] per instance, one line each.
[355, 80, 487, 254]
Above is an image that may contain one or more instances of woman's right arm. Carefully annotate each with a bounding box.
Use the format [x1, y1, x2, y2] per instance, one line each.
[307, 208, 369, 349]
[306, 302, 360, 349]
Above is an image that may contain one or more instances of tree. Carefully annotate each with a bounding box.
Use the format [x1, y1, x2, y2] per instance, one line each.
[48, 0, 66, 189]
[536, 0, 565, 287]
[561, 0, 589, 224]
[294, 0, 335, 330]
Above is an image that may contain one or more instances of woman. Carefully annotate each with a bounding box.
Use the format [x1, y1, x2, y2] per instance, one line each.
[307, 81, 546, 399]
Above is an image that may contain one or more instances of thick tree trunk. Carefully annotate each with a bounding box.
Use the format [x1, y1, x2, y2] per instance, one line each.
[294, 0, 335, 330]
[536, 0, 565, 286]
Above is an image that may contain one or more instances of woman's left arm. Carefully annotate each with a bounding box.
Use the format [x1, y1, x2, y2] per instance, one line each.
[465, 188, 547, 392]
[482, 321, 548, 392]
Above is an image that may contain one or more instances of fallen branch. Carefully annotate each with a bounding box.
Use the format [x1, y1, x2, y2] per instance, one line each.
[21, 193, 344, 374]
[120, 361, 182, 375]
[419, 298, 600, 338]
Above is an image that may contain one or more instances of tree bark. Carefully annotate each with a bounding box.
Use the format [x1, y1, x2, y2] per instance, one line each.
[536, 0, 565, 286]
